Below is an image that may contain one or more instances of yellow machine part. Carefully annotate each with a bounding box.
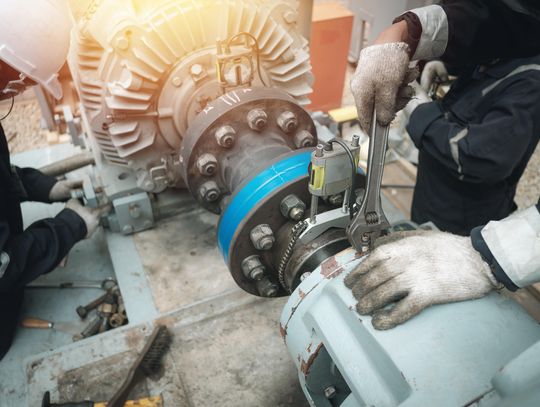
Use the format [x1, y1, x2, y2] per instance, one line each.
[328, 105, 358, 124]
[94, 395, 163, 407]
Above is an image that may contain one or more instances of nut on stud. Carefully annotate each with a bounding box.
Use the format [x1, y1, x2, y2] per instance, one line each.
[277, 111, 298, 134]
[256, 278, 279, 297]
[247, 109, 268, 131]
[250, 224, 275, 250]
[280, 194, 306, 221]
[294, 130, 315, 148]
[199, 181, 221, 203]
[196, 153, 218, 176]
[241, 255, 266, 281]
[215, 125, 236, 148]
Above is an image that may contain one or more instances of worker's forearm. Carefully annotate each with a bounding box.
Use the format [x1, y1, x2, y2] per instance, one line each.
[0, 209, 86, 291]
[471, 203, 540, 291]
[15, 166, 57, 203]
[373, 21, 409, 46]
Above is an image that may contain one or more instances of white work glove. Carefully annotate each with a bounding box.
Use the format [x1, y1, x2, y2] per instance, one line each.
[420, 61, 449, 93]
[402, 81, 431, 121]
[49, 180, 83, 202]
[344, 231, 501, 330]
[66, 199, 111, 238]
[351, 43, 418, 133]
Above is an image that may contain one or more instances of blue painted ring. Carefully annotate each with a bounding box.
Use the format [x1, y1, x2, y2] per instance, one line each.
[217, 151, 312, 263]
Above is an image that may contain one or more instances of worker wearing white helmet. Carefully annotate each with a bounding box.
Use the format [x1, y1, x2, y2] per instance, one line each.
[0, 0, 108, 359]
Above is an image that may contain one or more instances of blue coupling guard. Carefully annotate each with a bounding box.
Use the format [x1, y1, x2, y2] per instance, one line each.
[218, 151, 312, 264]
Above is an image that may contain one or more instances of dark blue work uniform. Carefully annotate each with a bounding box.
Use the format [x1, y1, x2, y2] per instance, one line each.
[406, 57, 540, 235]
[0, 123, 86, 360]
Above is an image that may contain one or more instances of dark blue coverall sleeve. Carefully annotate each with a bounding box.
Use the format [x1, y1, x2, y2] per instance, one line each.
[407, 78, 540, 184]
[0, 210, 87, 291]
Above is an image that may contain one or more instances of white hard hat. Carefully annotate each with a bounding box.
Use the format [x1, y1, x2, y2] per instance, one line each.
[0, 0, 72, 100]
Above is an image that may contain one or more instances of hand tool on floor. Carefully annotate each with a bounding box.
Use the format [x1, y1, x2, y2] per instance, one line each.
[76, 291, 113, 319]
[108, 325, 172, 407]
[26, 278, 117, 291]
[347, 110, 390, 252]
[41, 392, 163, 407]
[21, 317, 84, 336]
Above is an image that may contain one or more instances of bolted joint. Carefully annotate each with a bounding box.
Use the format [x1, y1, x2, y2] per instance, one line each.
[241, 255, 266, 281]
[247, 109, 268, 131]
[196, 153, 218, 176]
[215, 125, 236, 149]
[328, 194, 344, 206]
[277, 111, 298, 134]
[280, 194, 306, 221]
[250, 224, 275, 250]
[198, 181, 221, 203]
[324, 386, 337, 399]
[190, 63, 207, 83]
[256, 278, 279, 297]
[294, 130, 315, 148]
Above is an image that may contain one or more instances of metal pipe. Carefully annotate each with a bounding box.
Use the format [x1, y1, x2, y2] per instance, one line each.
[39, 151, 95, 177]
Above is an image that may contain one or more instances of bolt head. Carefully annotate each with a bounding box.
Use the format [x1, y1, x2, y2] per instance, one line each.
[172, 76, 183, 87]
[250, 224, 275, 250]
[324, 386, 337, 399]
[199, 181, 221, 203]
[242, 255, 266, 281]
[247, 109, 268, 131]
[277, 111, 298, 134]
[280, 194, 306, 220]
[215, 125, 236, 148]
[190, 64, 203, 76]
[289, 207, 305, 221]
[294, 130, 315, 148]
[262, 284, 278, 297]
[250, 267, 265, 281]
[329, 194, 344, 206]
[196, 153, 218, 176]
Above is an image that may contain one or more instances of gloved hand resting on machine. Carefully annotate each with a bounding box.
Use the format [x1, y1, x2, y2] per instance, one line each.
[49, 179, 83, 202]
[344, 230, 502, 330]
[66, 199, 111, 238]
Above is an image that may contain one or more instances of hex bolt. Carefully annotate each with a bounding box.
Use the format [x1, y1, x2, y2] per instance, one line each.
[199, 181, 221, 203]
[122, 225, 134, 235]
[294, 130, 315, 148]
[315, 144, 325, 157]
[280, 194, 306, 221]
[352, 134, 360, 147]
[247, 109, 268, 131]
[190, 64, 204, 77]
[250, 224, 275, 250]
[129, 203, 141, 219]
[215, 125, 236, 148]
[76, 291, 111, 319]
[277, 111, 298, 134]
[196, 153, 218, 176]
[241, 255, 266, 281]
[329, 194, 344, 206]
[324, 386, 337, 399]
[256, 278, 279, 297]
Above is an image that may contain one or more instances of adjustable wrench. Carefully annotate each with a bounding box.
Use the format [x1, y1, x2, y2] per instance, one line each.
[347, 110, 390, 252]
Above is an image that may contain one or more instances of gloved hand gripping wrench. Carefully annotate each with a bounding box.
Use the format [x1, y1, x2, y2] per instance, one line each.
[347, 110, 390, 252]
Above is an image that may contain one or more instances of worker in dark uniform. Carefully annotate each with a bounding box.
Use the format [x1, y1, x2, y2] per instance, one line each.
[0, 0, 108, 360]
[406, 57, 540, 236]
[346, 0, 540, 330]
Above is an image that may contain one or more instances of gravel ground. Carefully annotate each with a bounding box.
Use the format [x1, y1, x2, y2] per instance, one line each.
[1, 98, 52, 154]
